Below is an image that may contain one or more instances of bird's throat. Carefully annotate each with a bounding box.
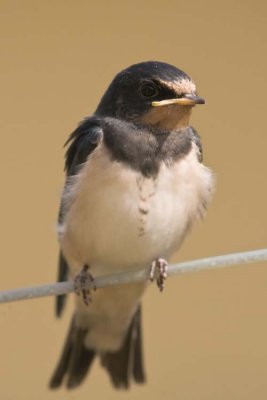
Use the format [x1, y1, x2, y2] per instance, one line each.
[140, 105, 193, 131]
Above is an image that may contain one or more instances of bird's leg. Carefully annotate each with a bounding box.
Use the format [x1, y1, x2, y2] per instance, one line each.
[150, 258, 168, 291]
[74, 264, 96, 305]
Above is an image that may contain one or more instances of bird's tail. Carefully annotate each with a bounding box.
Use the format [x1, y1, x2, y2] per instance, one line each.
[49, 306, 145, 389]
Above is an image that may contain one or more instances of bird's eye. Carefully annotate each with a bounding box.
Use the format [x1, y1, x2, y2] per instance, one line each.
[140, 82, 158, 98]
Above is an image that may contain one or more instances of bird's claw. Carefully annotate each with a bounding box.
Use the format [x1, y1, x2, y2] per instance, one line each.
[150, 258, 168, 291]
[74, 264, 96, 306]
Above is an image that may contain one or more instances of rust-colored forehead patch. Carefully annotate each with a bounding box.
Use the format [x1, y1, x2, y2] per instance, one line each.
[158, 78, 196, 95]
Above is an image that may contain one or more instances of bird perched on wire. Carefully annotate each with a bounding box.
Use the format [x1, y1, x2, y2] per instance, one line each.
[49, 61, 214, 390]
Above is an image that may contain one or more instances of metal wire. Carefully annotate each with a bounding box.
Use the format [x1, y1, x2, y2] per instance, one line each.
[0, 248, 266, 304]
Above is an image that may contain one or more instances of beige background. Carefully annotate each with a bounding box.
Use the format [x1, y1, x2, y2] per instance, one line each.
[0, 1, 266, 399]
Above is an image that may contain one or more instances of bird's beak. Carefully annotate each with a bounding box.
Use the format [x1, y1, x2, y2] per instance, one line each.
[152, 94, 205, 107]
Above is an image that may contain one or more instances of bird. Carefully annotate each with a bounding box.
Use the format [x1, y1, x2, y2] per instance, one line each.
[49, 61, 214, 390]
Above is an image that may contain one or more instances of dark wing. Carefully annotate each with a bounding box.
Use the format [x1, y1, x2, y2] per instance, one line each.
[64, 118, 103, 175]
[56, 117, 103, 317]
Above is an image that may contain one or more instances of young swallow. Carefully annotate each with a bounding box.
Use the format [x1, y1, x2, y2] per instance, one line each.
[49, 61, 214, 390]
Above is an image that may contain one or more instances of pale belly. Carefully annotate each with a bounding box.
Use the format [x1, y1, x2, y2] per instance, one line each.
[58, 143, 213, 351]
[59, 143, 213, 277]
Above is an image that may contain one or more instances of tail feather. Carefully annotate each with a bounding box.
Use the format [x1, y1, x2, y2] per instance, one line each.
[49, 306, 145, 390]
[132, 307, 145, 383]
[66, 327, 95, 389]
[101, 306, 145, 388]
[49, 316, 74, 388]
[49, 316, 95, 389]
[101, 326, 132, 388]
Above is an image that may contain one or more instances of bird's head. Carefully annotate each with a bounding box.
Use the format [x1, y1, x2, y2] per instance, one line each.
[96, 61, 204, 130]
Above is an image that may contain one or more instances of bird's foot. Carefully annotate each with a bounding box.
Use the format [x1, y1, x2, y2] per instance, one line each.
[74, 264, 96, 305]
[150, 258, 168, 292]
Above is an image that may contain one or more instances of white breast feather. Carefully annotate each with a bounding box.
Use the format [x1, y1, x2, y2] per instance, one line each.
[60, 142, 213, 274]
[58, 141, 214, 351]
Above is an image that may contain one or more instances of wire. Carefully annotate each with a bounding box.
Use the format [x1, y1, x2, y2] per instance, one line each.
[0, 248, 266, 304]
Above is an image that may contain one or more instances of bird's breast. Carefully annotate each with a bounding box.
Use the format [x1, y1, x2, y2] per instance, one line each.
[60, 142, 213, 276]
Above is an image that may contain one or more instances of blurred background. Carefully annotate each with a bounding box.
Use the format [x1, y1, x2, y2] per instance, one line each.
[0, 1, 266, 399]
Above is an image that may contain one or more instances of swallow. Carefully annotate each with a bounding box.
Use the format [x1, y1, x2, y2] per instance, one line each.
[49, 61, 214, 390]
